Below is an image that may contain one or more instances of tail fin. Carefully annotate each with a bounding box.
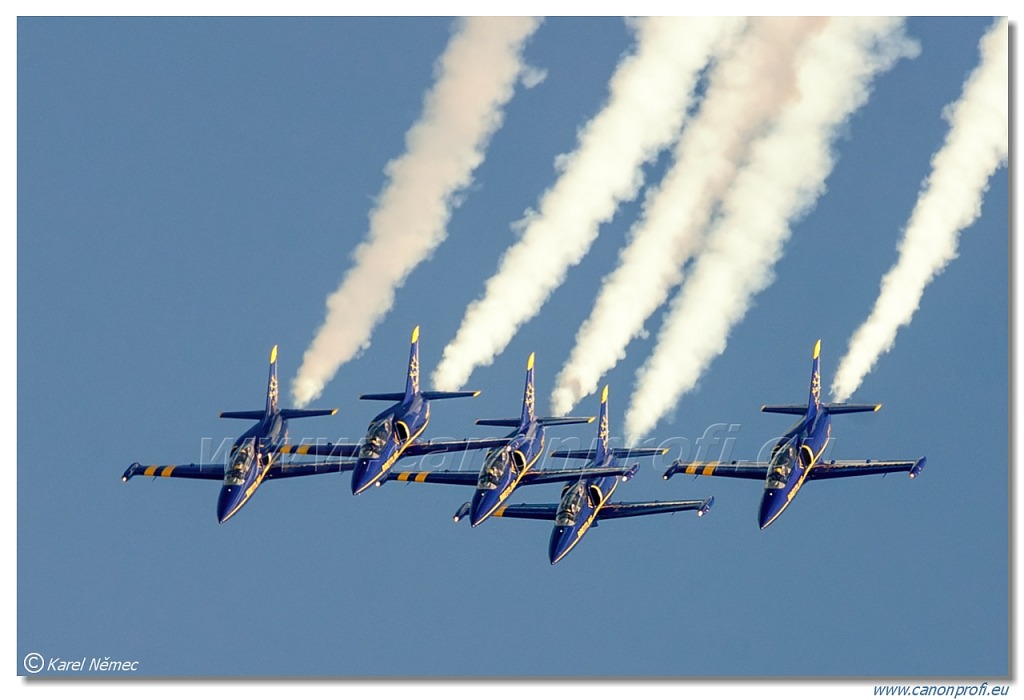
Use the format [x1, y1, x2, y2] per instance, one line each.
[362, 327, 479, 405]
[521, 353, 536, 427]
[220, 345, 336, 422]
[595, 385, 610, 465]
[761, 341, 881, 419]
[807, 339, 822, 421]
[266, 345, 280, 417]
[405, 326, 421, 401]
[476, 355, 585, 429]
[761, 340, 822, 420]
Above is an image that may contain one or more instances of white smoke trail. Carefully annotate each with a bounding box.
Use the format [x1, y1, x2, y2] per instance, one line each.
[550, 17, 829, 415]
[624, 17, 919, 442]
[831, 18, 1008, 402]
[431, 16, 748, 392]
[291, 17, 541, 406]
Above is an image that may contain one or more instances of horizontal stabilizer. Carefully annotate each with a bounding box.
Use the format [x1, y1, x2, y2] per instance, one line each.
[219, 410, 266, 420]
[612, 447, 668, 458]
[761, 402, 881, 415]
[537, 416, 594, 426]
[760, 404, 808, 415]
[522, 464, 637, 485]
[550, 447, 667, 460]
[476, 416, 594, 428]
[279, 408, 337, 420]
[422, 391, 480, 401]
[475, 418, 522, 427]
[822, 402, 881, 414]
[359, 392, 406, 402]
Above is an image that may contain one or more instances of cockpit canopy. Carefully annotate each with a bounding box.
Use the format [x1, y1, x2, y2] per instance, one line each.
[360, 417, 392, 459]
[224, 441, 255, 486]
[765, 442, 796, 490]
[556, 482, 586, 527]
[477, 447, 509, 490]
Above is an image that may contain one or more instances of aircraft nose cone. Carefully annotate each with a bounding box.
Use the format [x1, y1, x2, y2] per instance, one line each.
[548, 526, 574, 565]
[217, 485, 243, 524]
[758, 491, 785, 530]
[469, 490, 495, 527]
[351, 461, 378, 495]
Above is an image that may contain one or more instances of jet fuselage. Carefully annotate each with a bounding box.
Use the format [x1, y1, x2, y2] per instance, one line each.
[469, 421, 545, 526]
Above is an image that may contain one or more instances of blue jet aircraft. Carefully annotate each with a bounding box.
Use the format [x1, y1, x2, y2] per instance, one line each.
[387, 354, 640, 527]
[122, 346, 354, 523]
[278, 326, 509, 495]
[481, 386, 714, 564]
[662, 340, 926, 529]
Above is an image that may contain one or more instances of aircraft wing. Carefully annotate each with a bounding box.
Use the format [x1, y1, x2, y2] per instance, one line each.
[265, 461, 357, 480]
[403, 437, 511, 457]
[122, 462, 224, 481]
[276, 442, 361, 458]
[487, 497, 714, 521]
[598, 497, 713, 520]
[807, 458, 926, 480]
[521, 464, 639, 485]
[663, 461, 769, 481]
[489, 503, 560, 521]
[386, 469, 480, 486]
[664, 458, 925, 481]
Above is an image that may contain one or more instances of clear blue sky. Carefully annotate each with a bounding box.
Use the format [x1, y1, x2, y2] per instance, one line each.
[16, 14, 1010, 686]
